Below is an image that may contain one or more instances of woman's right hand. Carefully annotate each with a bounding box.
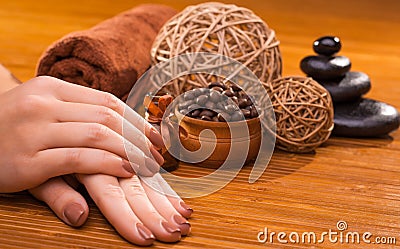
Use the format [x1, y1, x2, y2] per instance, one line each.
[0, 76, 164, 193]
[30, 173, 193, 246]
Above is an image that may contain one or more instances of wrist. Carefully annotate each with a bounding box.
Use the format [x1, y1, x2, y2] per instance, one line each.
[0, 64, 21, 94]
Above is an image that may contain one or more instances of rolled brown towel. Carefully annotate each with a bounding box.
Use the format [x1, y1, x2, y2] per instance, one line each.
[36, 4, 177, 100]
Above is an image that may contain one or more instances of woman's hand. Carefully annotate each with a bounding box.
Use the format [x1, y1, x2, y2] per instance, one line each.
[30, 173, 193, 246]
[0, 76, 164, 193]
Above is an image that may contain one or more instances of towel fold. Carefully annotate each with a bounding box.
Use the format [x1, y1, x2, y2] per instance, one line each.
[36, 4, 177, 100]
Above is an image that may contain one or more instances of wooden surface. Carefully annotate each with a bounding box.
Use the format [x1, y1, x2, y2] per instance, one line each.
[1, 0, 400, 248]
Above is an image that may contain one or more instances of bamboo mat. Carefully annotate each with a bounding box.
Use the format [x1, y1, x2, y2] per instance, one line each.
[1, 136, 399, 248]
[0, 0, 400, 248]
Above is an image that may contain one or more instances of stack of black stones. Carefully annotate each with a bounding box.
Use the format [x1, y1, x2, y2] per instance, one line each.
[301, 36, 400, 137]
[178, 82, 259, 122]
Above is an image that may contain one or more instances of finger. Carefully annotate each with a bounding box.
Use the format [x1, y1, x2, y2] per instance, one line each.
[52, 101, 164, 164]
[141, 177, 191, 236]
[42, 76, 164, 148]
[29, 177, 88, 227]
[152, 174, 194, 219]
[119, 176, 182, 242]
[43, 122, 160, 176]
[32, 148, 135, 182]
[78, 174, 155, 246]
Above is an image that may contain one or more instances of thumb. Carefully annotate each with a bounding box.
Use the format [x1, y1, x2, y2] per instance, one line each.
[29, 177, 89, 227]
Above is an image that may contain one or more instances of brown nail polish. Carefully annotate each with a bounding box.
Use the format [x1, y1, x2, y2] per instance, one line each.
[145, 156, 160, 174]
[150, 127, 164, 149]
[64, 203, 85, 226]
[180, 201, 193, 213]
[150, 146, 165, 165]
[172, 214, 190, 226]
[122, 159, 134, 174]
[161, 221, 181, 234]
[136, 223, 155, 241]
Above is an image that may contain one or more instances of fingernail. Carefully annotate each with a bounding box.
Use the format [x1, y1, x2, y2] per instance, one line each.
[180, 201, 193, 213]
[136, 223, 155, 241]
[161, 221, 181, 234]
[172, 214, 190, 227]
[150, 146, 165, 165]
[150, 127, 164, 149]
[130, 162, 140, 174]
[145, 156, 160, 174]
[64, 203, 85, 226]
[122, 159, 135, 174]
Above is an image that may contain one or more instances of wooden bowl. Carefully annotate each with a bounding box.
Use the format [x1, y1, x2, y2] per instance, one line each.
[176, 110, 262, 168]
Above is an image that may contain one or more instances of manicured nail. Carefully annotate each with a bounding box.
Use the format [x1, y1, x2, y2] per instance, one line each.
[180, 201, 193, 214]
[150, 146, 165, 165]
[122, 159, 135, 174]
[64, 203, 85, 226]
[145, 156, 160, 174]
[150, 127, 164, 149]
[129, 162, 141, 174]
[136, 223, 155, 241]
[161, 221, 181, 234]
[172, 214, 190, 226]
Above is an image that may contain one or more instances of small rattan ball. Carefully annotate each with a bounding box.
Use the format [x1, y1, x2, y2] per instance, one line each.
[267, 76, 334, 153]
[151, 2, 282, 96]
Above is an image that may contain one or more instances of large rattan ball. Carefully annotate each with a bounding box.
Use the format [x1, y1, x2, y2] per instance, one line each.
[267, 76, 334, 153]
[151, 2, 282, 96]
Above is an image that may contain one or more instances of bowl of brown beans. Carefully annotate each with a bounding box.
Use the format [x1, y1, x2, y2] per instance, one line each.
[175, 82, 262, 168]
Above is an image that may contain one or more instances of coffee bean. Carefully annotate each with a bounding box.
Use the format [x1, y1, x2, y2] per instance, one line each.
[210, 90, 222, 103]
[242, 109, 251, 118]
[230, 111, 243, 121]
[178, 100, 194, 110]
[192, 88, 204, 97]
[205, 101, 215, 109]
[188, 103, 201, 111]
[198, 87, 209, 95]
[238, 91, 248, 99]
[190, 109, 201, 118]
[222, 89, 235, 97]
[211, 86, 224, 93]
[196, 95, 208, 106]
[225, 104, 238, 114]
[212, 116, 219, 122]
[183, 91, 195, 101]
[217, 112, 231, 122]
[238, 98, 249, 108]
[231, 96, 239, 105]
[248, 95, 256, 105]
[230, 84, 242, 92]
[209, 82, 226, 90]
[216, 102, 225, 110]
[201, 115, 212, 121]
[249, 105, 259, 118]
[199, 109, 216, 118]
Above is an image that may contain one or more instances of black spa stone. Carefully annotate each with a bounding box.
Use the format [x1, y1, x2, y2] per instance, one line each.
[313, 36, 342, 56]
[319, 71, 371, 102]
[300, 55, 351, 80]
[333, 98, 400, 137]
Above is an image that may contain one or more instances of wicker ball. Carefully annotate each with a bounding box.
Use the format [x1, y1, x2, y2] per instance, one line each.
[151, 2, 282, 96]
[267, 76, 334, 153]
